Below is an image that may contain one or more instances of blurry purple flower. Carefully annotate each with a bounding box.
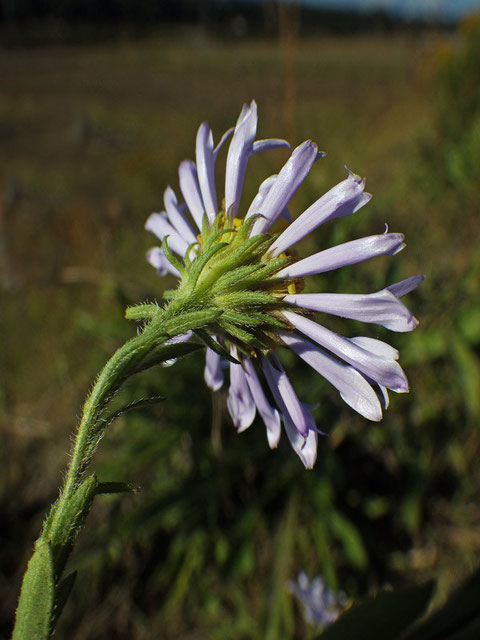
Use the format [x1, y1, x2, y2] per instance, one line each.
[146, 101, 422, 468]
[288, 572, 347, 627]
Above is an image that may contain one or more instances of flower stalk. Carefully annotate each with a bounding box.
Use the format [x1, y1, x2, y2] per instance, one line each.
[12, 300, 221, 639]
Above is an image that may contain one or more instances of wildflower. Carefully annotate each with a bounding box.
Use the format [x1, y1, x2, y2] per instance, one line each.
[288, 571, 348, 627]
[145, 101, 422, 468]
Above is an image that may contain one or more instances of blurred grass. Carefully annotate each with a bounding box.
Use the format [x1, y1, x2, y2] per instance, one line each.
[1, 24, 479, 640]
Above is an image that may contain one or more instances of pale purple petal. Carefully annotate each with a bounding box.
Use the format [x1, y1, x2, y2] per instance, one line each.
[225, 101, 258, 217]
[204, 346, 224, 391]
[261, 353, 315, 437]
[288, 573, 345, 625]
[270, 170, 371, 256]
[235, 102, 250, 125]
[283, 311, 408, 392]
[284, 289, 418, 332]
[251, 138, 290, 155]
[243, 357, 281, 448]
[283, 416, 318, 469]
[252, 140, 320, 235]
[246, 173, 292, 223]
[348, 338, 396, 409]
[227, 346, 256, 431]
[214, 127, 234, 156]
[146, 247, 180, 278]
[245, 174, 277, 218]
[162, 331, 193, 367]
[163, 187, 197, 244]
[145, 212, 189, 256]
[280, 332, 383, 421]
[277, 233, 405, 278]
[387, 275, 425, 298]
[195, 122, 218, 223]
[378, 385, 390, 409]
[348, 336, 399, 359]
[178, 160, 205, 230]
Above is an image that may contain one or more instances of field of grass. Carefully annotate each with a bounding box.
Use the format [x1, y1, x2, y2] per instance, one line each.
[1, 25, 479, 639]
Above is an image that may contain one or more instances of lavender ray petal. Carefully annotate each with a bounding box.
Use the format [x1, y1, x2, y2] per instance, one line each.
[283, 416, 318, 469]
[227, 346, 256, 431]
[245, 176, 291, 224]
[270, 170, 371, 256]
[284, 288, 418, 332]
[146, 247, 180, 277]
[280, 332, 383, 421]
[163, 186, 197, 244]
[178, 159, 205, 230]
[378, 384, 390, 410]
[348, 336, 399, 360]
[283, 311, 408, 392]
[348, 338, 396, 410]
[387, 275, 425, 298]
[243, 356, 281, 448]
[195, 122, 218, 223]
[225, 100, 258, 217]
[204, 346, 224, 392]
[145, 212, 189, 256]
[251, 138, 290, 155]
[277, 233, 405, 278]
[261, 353, 315, 437]
[252, 140, 319, 235]
[213, 127, 234, 156]
[245, 174, 277, 218]
[235, 102, 250, 125]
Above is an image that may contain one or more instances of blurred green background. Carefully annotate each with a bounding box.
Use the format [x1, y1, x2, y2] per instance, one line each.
[1, 4, 480, 639]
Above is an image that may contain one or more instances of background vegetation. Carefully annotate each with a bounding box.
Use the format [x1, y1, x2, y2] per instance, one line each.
[1, 11, 479, 640]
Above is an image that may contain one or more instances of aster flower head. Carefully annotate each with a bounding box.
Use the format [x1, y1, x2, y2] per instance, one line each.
[145, 101, 422, 468]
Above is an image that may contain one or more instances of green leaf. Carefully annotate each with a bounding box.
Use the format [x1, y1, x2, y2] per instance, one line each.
[131, 341, 204, 376]
[125, 303, 161, 322]
[96, 395, 165, 432]
[458, 305, 480, 345]
[183, 241, 228, 293]
[50, 571, 77, 633]
[161, 236, 185, 276]
[161, 307, 223, 337]
[219, 321, 262, 348]
[221, 310, 268, 326]
[318, 582, 434, 640]
[162, 288, 177, 300]
[329, 511, 368, 570]
[403, 568, 480, 640]
[12, 541, 55, 640]
[215, 290, 277, 309]
[43, 474, 98, 578]
[266, 495, 297, 640]
[212, 233, 270, 272]
[194, 328, 239, 363]
[451, 332, 480, 418]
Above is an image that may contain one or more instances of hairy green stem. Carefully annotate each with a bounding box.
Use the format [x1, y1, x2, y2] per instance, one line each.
[61, 332, 153, 502]
[12, 301, 215, 640]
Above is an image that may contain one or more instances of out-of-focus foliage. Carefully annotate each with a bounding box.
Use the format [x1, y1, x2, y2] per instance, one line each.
[1, 23, 479, 640]
[318, 566, 480, 640]
[419, 13, 480, 209]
